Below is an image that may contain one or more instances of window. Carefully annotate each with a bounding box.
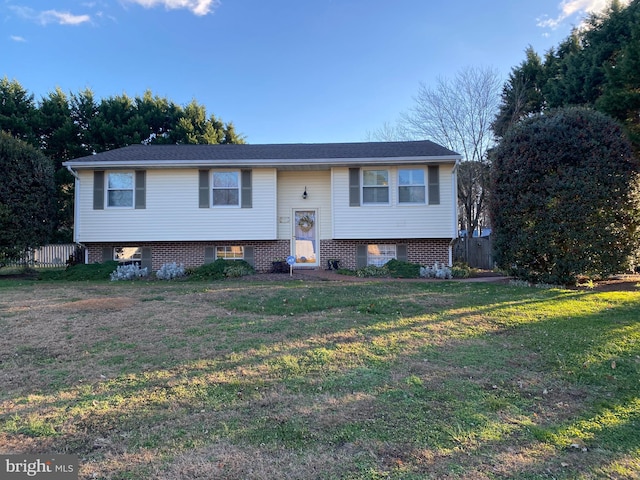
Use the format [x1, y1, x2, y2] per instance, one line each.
[114, 246, 142, 264]
[367, 244, 396, 266]
[212, 171, 239, 206]
[362, 169, 389, 204]
[216, 246, 244, 260]
[398, 168, 426, 204]
[107, 172, 134, 207]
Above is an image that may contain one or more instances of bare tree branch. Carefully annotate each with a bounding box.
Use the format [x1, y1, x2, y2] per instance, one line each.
[400, 67, 501, 240]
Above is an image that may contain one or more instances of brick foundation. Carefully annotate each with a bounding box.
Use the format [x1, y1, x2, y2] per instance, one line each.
[85, 238, 451, 273]
[319, 239, 450, 270]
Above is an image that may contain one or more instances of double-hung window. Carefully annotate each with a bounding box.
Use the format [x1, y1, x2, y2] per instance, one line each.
[362, 169, 389, 204]
[94, 170, 145, 210]
[398, 168, 426, 204]
[107, 172, 134, 207]
[212, 171, 240, 206]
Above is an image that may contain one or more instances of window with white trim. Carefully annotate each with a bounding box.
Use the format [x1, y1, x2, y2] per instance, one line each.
[107, 172, 134, 207]
[367, 244, 396, 266]
[114, 246, 142, 264]
[215, 246, 244, 260]
[398, 168, 426, 204]
[362, 169, 389, 204]
[212, 171, 240, 206]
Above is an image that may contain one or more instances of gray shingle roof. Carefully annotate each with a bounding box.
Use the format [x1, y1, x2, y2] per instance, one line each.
[64, 140, 460, 167]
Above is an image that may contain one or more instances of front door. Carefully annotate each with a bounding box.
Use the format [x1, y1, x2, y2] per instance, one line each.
[292, 209, 318, 266]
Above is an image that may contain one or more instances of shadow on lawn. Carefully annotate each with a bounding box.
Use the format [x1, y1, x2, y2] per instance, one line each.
[1, 281, 638, 479]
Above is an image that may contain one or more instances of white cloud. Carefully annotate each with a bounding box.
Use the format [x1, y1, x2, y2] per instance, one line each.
[537, 0, 631, 29]
[10, 35, 27, 42]
[124, 0, 220, 16]
[9, 6, 91, 26]
[41, 10, 91, 25]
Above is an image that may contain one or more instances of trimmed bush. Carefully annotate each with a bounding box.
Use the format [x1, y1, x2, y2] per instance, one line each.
[189, 259, 254, 280]
[355, 265, 389, 278]
[385, 259, 421, 278]
[110, 264, 148, 281]
[420, 262, 452, 279]
[451, 263, 471, 279]
[156, 262, 186, 280]
[38, 261, 119, 281]
[491, 107, 640, 284]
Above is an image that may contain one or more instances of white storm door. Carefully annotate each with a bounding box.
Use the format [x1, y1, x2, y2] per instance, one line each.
[292, 209, 318, 266]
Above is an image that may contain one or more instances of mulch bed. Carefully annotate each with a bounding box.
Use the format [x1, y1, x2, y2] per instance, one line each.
[574, 275, 640, 292]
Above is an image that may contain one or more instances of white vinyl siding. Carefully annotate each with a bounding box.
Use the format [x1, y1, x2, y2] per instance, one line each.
[276, 170, 332, 241]
[332, 164, 455, 239]
[76, 168, 277, 242]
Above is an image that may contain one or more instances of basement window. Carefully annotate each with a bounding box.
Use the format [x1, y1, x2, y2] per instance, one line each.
[367, 244, 396, 266]
[215, 246, 244, 260]
[114, 247, 142, 264]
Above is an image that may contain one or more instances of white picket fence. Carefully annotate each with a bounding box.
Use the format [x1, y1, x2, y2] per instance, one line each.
[4, 244, 82, 268]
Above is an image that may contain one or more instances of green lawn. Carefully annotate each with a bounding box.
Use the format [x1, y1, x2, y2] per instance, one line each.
[0, 278, 638, 479]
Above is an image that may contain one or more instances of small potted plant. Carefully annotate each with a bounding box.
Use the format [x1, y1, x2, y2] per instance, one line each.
[327, 258, 341, 270]
[271, 258, 288, 273]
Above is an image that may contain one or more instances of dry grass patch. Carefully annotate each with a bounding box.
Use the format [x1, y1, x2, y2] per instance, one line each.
[56, 297, 135, 312]
[0, 279, 638, 479]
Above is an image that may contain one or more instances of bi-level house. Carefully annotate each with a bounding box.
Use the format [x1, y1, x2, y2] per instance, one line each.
[62, 141, 461, 272]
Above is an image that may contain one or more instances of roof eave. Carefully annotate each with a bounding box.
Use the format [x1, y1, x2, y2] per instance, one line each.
[62, 155, 462, 169]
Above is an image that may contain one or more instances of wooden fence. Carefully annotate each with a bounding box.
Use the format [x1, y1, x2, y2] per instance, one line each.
[453, 236, 494, 270]
[2, 244, 85, 268]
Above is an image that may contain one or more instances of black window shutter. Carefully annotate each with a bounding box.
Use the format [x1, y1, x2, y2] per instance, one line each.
[241, 169, 252, 208]
[102, 247, 112, 262]
[428, 165, 440, 205]
[356, 245, 367, 268]
[397, 244, 408, 261]
[244, 246, 255, 267]
[94, 171, 104, 210]
[204, 246, 215, 264]
[141, 247, 152, 271]
[135, 170, 146, 209]
[199, 170, 210, 208]
[349, 168, 360, 207]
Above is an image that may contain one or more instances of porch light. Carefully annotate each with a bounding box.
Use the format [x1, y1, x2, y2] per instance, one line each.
[302, 187, 308, 199]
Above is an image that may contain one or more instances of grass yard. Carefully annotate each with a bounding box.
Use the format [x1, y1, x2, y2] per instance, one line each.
[0, 277, 638, 479]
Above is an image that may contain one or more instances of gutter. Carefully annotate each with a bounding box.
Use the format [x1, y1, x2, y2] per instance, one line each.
[449, 159, 461, 267]
[66, 166, 81, 245]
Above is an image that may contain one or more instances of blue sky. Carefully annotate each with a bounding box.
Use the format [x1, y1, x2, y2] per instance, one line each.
[1, 0, 626, 144]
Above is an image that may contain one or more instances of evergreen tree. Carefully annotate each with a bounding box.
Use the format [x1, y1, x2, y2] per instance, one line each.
[0, 78, 38, 144]
[495, 0, 640, 152]
[0, 131, 56, 265]
[0, 80, 245, 243]
[493, 47, 547, 138]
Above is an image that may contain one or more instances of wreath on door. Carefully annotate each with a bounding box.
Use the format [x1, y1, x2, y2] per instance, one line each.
[297, 214, 314, 232]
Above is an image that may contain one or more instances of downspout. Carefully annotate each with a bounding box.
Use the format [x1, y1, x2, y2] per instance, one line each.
[66, 166, 81, 247]
[448, 159, 461, 267]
